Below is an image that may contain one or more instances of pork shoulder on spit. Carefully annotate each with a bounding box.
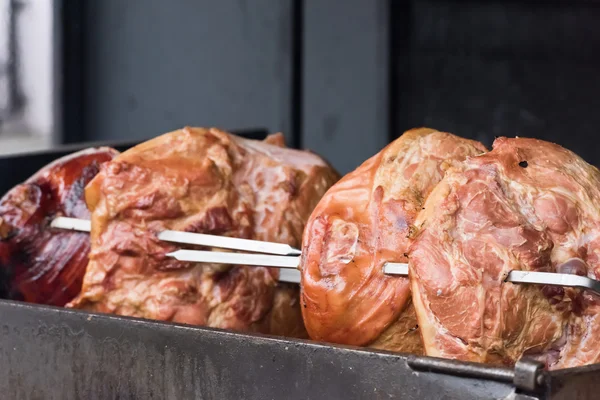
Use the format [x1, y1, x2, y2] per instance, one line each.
[68, 127, 339, 338]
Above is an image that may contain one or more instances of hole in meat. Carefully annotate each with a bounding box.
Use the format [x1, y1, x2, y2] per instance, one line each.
[519, 161, 528, 168]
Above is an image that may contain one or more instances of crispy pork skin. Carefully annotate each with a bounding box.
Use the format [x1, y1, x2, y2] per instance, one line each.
[0, 148, 119, 305]
[68, 127, 338, 337]
[410, 137, 600, 369]
[300, 128, 486, 351]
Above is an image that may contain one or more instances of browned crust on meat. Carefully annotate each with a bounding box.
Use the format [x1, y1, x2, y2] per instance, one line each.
[410, 136, 600, 369]
[68, 127, 339, 336]
[300, 128, 486, 349]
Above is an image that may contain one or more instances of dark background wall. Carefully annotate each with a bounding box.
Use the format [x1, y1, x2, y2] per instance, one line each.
[61, 1, 600, 173]
[62, 0, 390, 173]
[72, 0, 295, 142]
[393, 0, 600, 163]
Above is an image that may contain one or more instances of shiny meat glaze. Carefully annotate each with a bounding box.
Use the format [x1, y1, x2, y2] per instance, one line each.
[68, 127, 339, 337]
[410, 137, 600, 369]
[0, 148, 119, 306]
[300, 128, 486, 350]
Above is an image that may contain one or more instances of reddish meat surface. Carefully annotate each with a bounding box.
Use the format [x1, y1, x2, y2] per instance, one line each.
[68, 127, 339, 337]
[0, 148, 119, 305]
[410, 137, 600, 369]
[300, 128, 486, 351]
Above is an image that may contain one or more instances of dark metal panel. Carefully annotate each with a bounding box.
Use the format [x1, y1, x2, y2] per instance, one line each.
[393, 1, 600, 165]
[549, 364, 600, 400]
[0, 301, 519, 400]
[302, 0, 390, 174]
[58, 0, 86, 145]
[81, 0, 293, 143]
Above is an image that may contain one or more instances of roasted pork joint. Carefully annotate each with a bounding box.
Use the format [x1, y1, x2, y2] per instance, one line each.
[68, 127, 339, 337]
[300, 128, 486, 352]
[409, 137, 600, 369]
[0, 148, 119, 306]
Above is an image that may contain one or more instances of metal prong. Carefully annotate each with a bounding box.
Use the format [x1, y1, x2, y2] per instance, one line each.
[278, 269, 301, 284]
[507, 270, 600, 295]
[166, 250, 300, 269]
[166, 250, 302, 284]
[48, 217, 600, 294]
[158, 230, 301, 256]
[51, 217, 91, 232]
[382, 262, 409, 276]
[51, 217, 301, 256]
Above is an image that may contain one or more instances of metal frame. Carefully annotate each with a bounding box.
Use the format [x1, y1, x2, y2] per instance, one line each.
[0, 300, 547, 400]
[2, 299, 598, 399]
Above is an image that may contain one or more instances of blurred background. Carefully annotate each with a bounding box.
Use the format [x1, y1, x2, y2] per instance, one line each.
[1, 0, 599, 174]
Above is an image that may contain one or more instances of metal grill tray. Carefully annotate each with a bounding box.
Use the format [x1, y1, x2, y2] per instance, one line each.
[0, 300, 597, 400]
[1, 132, 599, 399]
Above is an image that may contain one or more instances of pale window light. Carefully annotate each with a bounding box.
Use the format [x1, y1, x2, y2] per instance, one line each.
[0, 0, 58, 155]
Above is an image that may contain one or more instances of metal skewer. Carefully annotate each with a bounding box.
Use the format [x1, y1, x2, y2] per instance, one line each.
[145, 250, 600, 295]
[505, 270, 600, 293]
[166, 250, 300, 268]
[51, 216, 303, 284]
[51, 217, 600, 294]
[51, 217, 301, 256]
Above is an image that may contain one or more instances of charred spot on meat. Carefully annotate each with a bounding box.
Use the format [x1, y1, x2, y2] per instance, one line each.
[0, 147, 119, 306]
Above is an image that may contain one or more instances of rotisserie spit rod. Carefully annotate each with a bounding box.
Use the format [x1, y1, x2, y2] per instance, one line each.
[51, 217, 600, 293]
